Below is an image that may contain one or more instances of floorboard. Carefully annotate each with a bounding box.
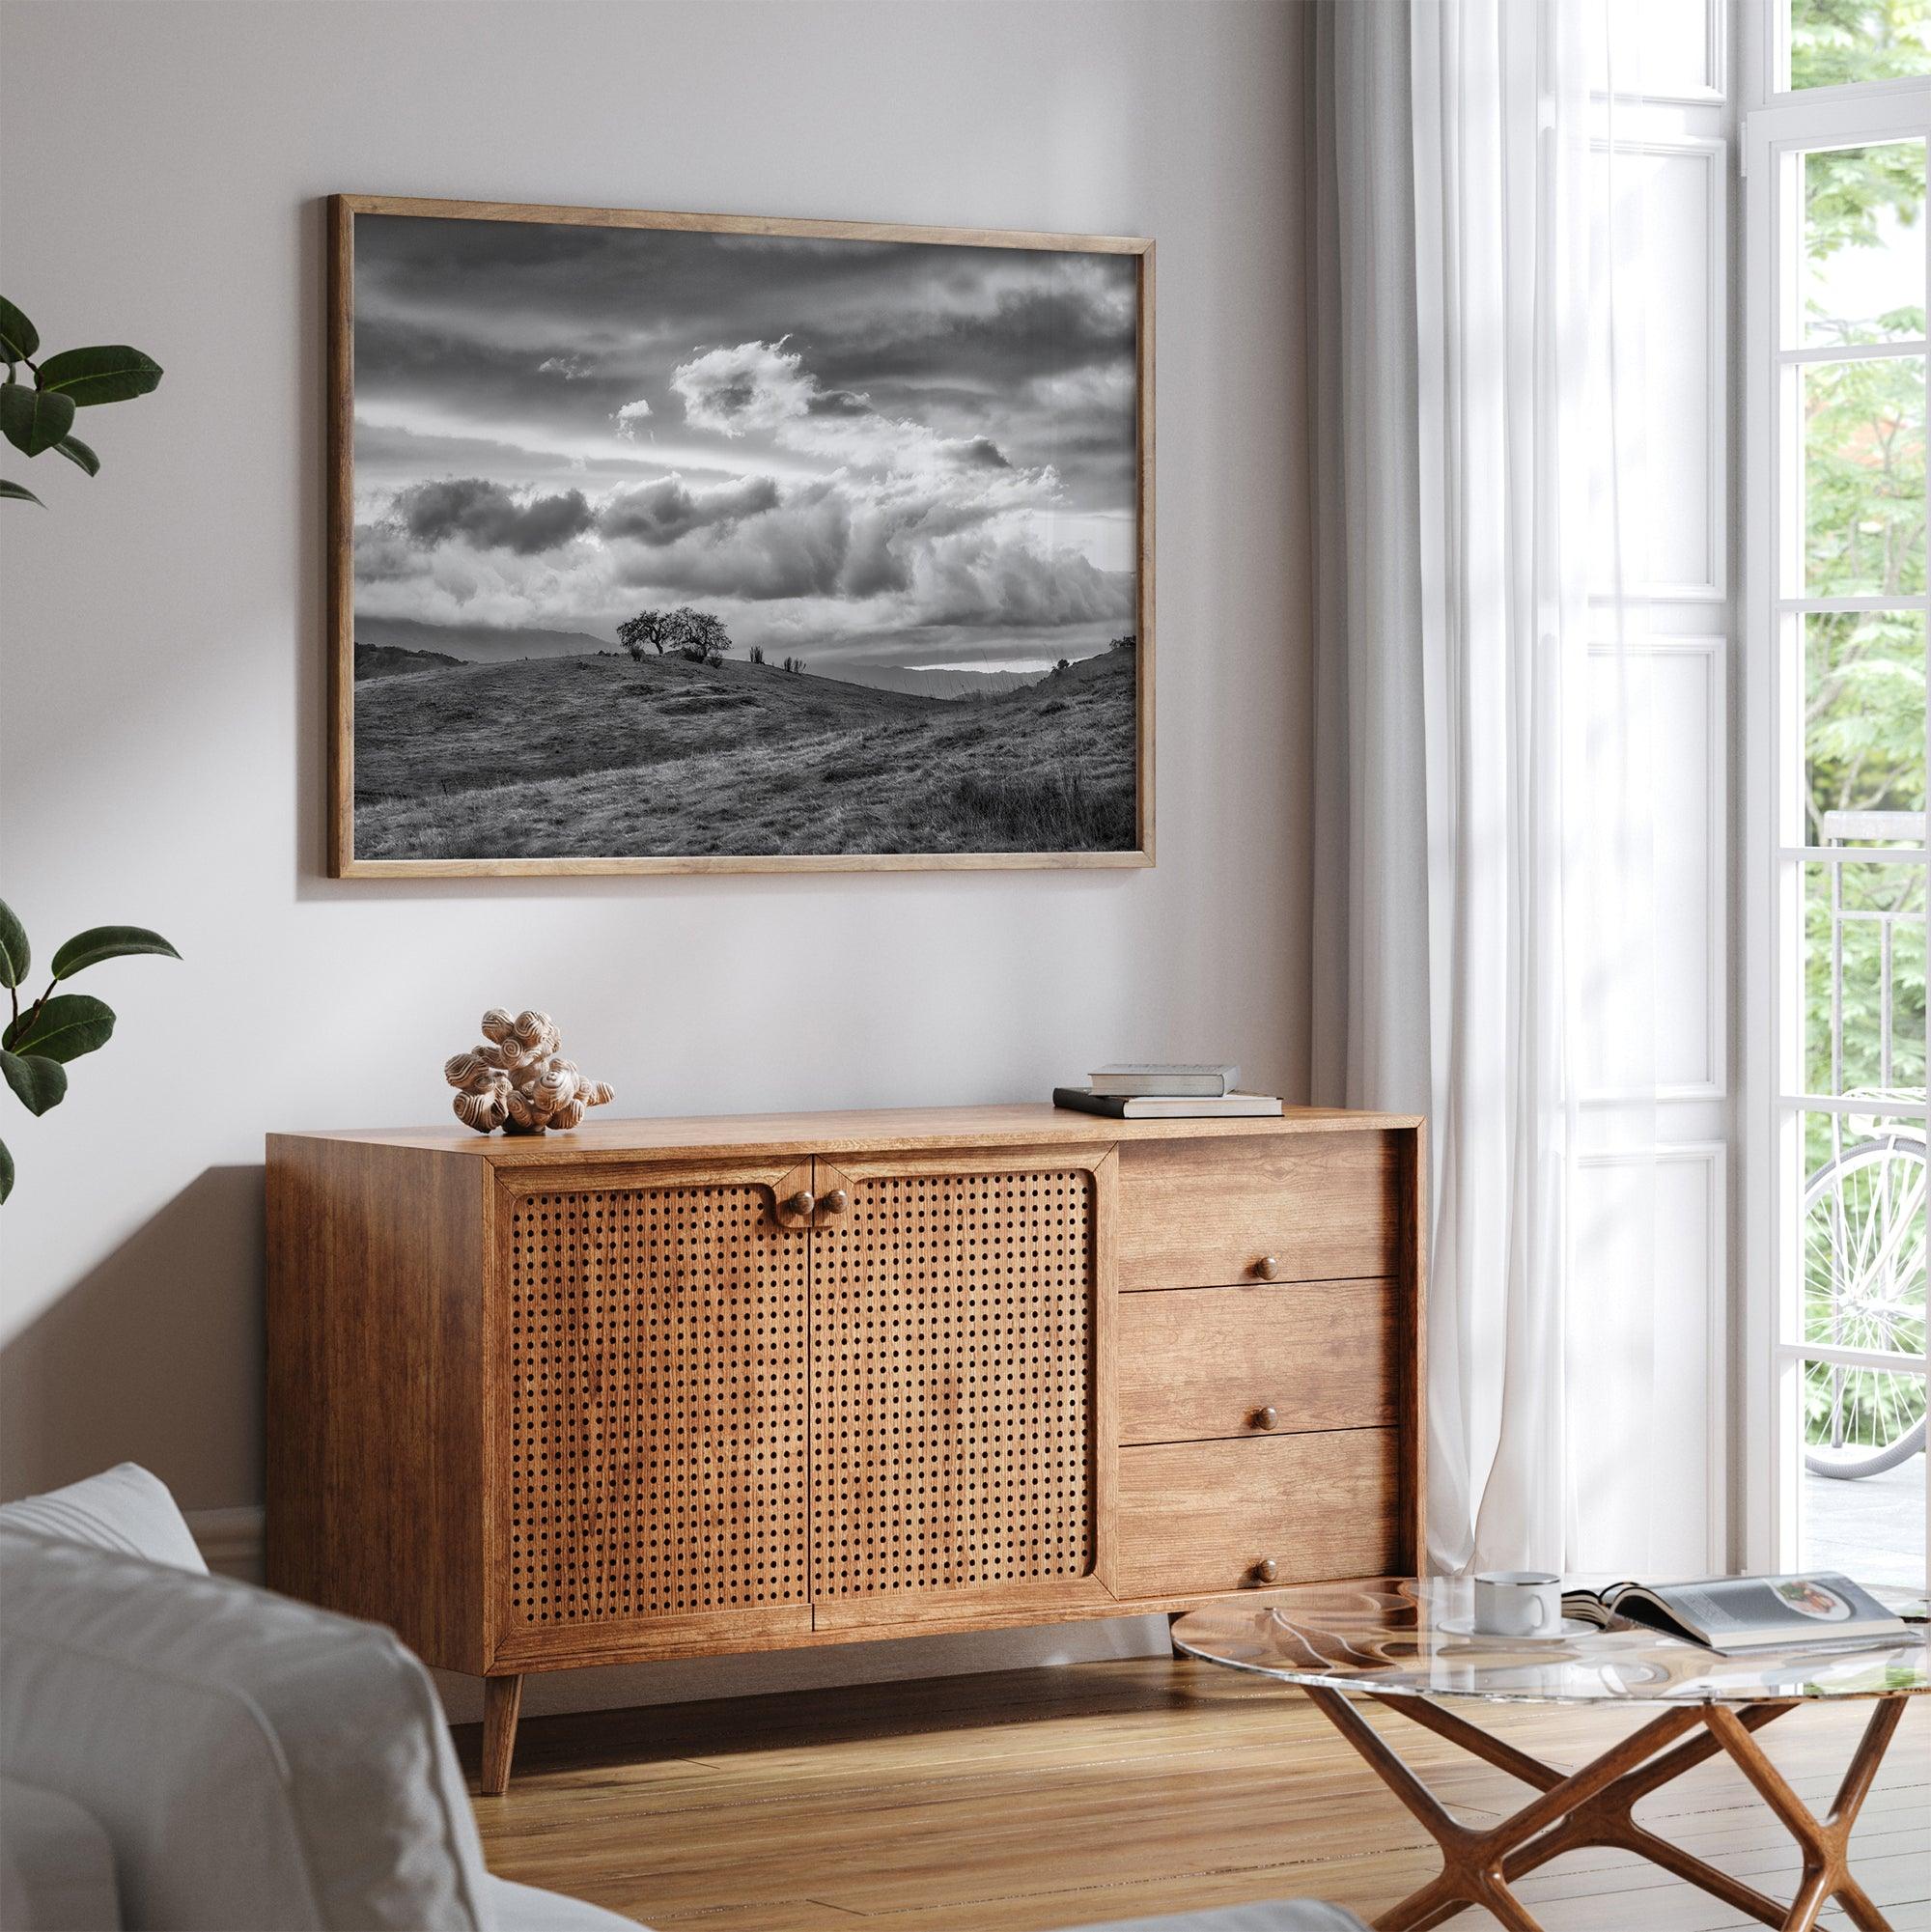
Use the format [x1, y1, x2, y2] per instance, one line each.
[461, 1657, 1930, 1931]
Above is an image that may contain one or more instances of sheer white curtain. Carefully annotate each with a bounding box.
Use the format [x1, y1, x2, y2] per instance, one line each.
[1307, 0, 1660, 1576]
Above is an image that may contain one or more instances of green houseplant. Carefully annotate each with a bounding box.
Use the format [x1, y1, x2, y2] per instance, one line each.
[2, 294, 175, 1202]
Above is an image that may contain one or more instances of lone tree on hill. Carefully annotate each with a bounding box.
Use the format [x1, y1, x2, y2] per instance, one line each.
[618, 606, 734, 665]
[617, 610, 670, 660]
[668, 606, 730, 664]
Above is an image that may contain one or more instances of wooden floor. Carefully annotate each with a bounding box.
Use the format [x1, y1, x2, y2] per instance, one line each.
[462, 1658, 1930, 1932]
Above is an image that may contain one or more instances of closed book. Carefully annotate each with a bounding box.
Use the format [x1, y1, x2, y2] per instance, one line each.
[1053, 1086, 1284, 1119]
[1088, 1062, 1239, 1097]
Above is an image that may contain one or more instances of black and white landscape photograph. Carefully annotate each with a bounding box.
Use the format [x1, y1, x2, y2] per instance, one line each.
[335, 201, 1150, 871]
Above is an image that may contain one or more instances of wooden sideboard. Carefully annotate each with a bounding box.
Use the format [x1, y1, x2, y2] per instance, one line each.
[266, 1104, 1424, 1790]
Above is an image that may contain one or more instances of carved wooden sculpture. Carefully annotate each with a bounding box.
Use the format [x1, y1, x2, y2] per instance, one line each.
[443, 1008, 614, 1134]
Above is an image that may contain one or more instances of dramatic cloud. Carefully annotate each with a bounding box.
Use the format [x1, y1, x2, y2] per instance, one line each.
[671, 338, 1042, 485]
[670, 340, 818, 437]
[394, 477, 596, 554]
[957, 437, 1011, 470]
[915, 537, 1133, 628]
[351, 217, 1140, 670]
[610, 485, 853, 601]
[598, 474, 780, 546]
[351, 524, 431, 583]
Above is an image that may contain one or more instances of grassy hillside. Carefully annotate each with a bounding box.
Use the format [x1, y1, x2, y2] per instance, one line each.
[352, 648, 1138, 859]
[355, 640, 462, 679]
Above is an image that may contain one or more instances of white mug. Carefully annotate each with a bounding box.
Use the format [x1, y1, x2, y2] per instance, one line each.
[1471, 1570, 1562, 1638]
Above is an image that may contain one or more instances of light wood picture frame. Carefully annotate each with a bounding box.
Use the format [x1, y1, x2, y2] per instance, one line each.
[326, 195, 1154, 878]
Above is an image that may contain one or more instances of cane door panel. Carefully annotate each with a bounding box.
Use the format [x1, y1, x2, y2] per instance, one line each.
[491, 1164, 812, 1666]
[807, 1147, 1117, 1625]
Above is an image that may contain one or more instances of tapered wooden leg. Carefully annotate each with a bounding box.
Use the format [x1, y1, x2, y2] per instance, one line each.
[481, 1673, 524, 1796]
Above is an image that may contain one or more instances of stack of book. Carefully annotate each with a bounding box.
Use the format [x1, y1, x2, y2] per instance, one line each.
[1052, 1064, 1284, 1119]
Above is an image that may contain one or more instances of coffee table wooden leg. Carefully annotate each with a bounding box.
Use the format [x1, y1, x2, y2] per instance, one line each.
[1703, 1698, 1906, 1932]
[1376, 1691, 1566, 1792]
[1501, 1700, 1802, 1928]
[1300, 1688, 1908, 1932]
[1301, 1687, 1704, 1932]
[1838, 1874, 1895, 1932]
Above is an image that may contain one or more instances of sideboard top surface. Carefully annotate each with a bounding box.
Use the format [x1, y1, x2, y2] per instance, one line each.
[268, 1101, 1423, 1165]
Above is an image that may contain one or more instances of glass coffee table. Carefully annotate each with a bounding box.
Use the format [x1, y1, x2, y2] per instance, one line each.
[1172, 1578, 1929, 1932]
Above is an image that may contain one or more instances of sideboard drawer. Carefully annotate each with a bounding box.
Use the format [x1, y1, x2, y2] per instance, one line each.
[1114, 1430, 1400, 1597]
[1118, 1280, 1398, 1444]
[1116, 1133, 1401, 1291]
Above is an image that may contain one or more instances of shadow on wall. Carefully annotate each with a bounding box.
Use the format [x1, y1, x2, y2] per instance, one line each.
[0, 1165, 265, 1508]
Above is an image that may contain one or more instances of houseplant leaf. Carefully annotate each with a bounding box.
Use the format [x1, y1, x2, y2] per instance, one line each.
[3, 993, 115, 1062]
[1, 1049, 67, 1116]
[52, 434, 98, 477]
[0, 901, 27, 988]
[35, 346, 163, 407]
[1, 380, 76, 457]
[0, 296, 39, 363]
[0, 1134, 13, 1204]
[0, 478, 43, 505]
[49, 925, 180, 978]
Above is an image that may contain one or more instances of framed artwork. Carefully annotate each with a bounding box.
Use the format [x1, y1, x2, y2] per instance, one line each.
[326, 194, 1153, 877]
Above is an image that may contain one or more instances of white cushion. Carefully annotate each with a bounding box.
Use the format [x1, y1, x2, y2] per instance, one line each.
[0, 1776, 123, 1931]
[0, 1465, 206, 1575]
[1, 1526, 494, 1929]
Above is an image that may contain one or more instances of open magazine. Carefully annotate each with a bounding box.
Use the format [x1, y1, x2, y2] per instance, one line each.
[1562, 1573, 1913, 1655]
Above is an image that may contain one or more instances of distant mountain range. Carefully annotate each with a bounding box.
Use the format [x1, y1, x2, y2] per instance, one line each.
[355, 615, 1067, 701]
[355, 615, 613, 664]
[355, 640, 462, 679]
[824, 662, 1051, 700]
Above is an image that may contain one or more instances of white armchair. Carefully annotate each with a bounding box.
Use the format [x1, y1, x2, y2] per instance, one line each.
[0, 1466, 632, 1932]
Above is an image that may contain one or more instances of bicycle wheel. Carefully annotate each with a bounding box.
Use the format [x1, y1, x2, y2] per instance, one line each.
[1801, 1134, 1928, 1480]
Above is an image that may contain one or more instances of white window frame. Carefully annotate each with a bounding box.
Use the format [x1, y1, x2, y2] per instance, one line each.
[1740, 6, 1931, 1584]
[1761, 0, 1931, 107]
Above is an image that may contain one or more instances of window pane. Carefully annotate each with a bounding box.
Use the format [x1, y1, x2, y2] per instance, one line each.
[1803, 857, 1927, 1096]
[1800, 1359, 1926, 1590]
[1802, 141, 1927, 348]
[1802, 1128, 1928, 1358]
[1805, 611, 1927, 830]
[1803, 354, 1926, 597]
[1790, 0, 1931, 89]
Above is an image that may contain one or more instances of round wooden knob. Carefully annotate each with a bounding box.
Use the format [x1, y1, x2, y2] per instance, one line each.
[1254, 1556, 1279, 1584]
[786, 1190, 816, 1218]
[819, 1188, 849, 1216]
[1255, 1255, 1281, 1280]
[1254, 1405, 1278, 1431]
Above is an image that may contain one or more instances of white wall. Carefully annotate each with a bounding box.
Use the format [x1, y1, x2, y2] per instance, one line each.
[0, 0, 1311, 1714]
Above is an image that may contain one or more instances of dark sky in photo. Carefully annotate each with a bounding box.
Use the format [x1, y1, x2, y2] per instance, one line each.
[351, 214, 1139, 673]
